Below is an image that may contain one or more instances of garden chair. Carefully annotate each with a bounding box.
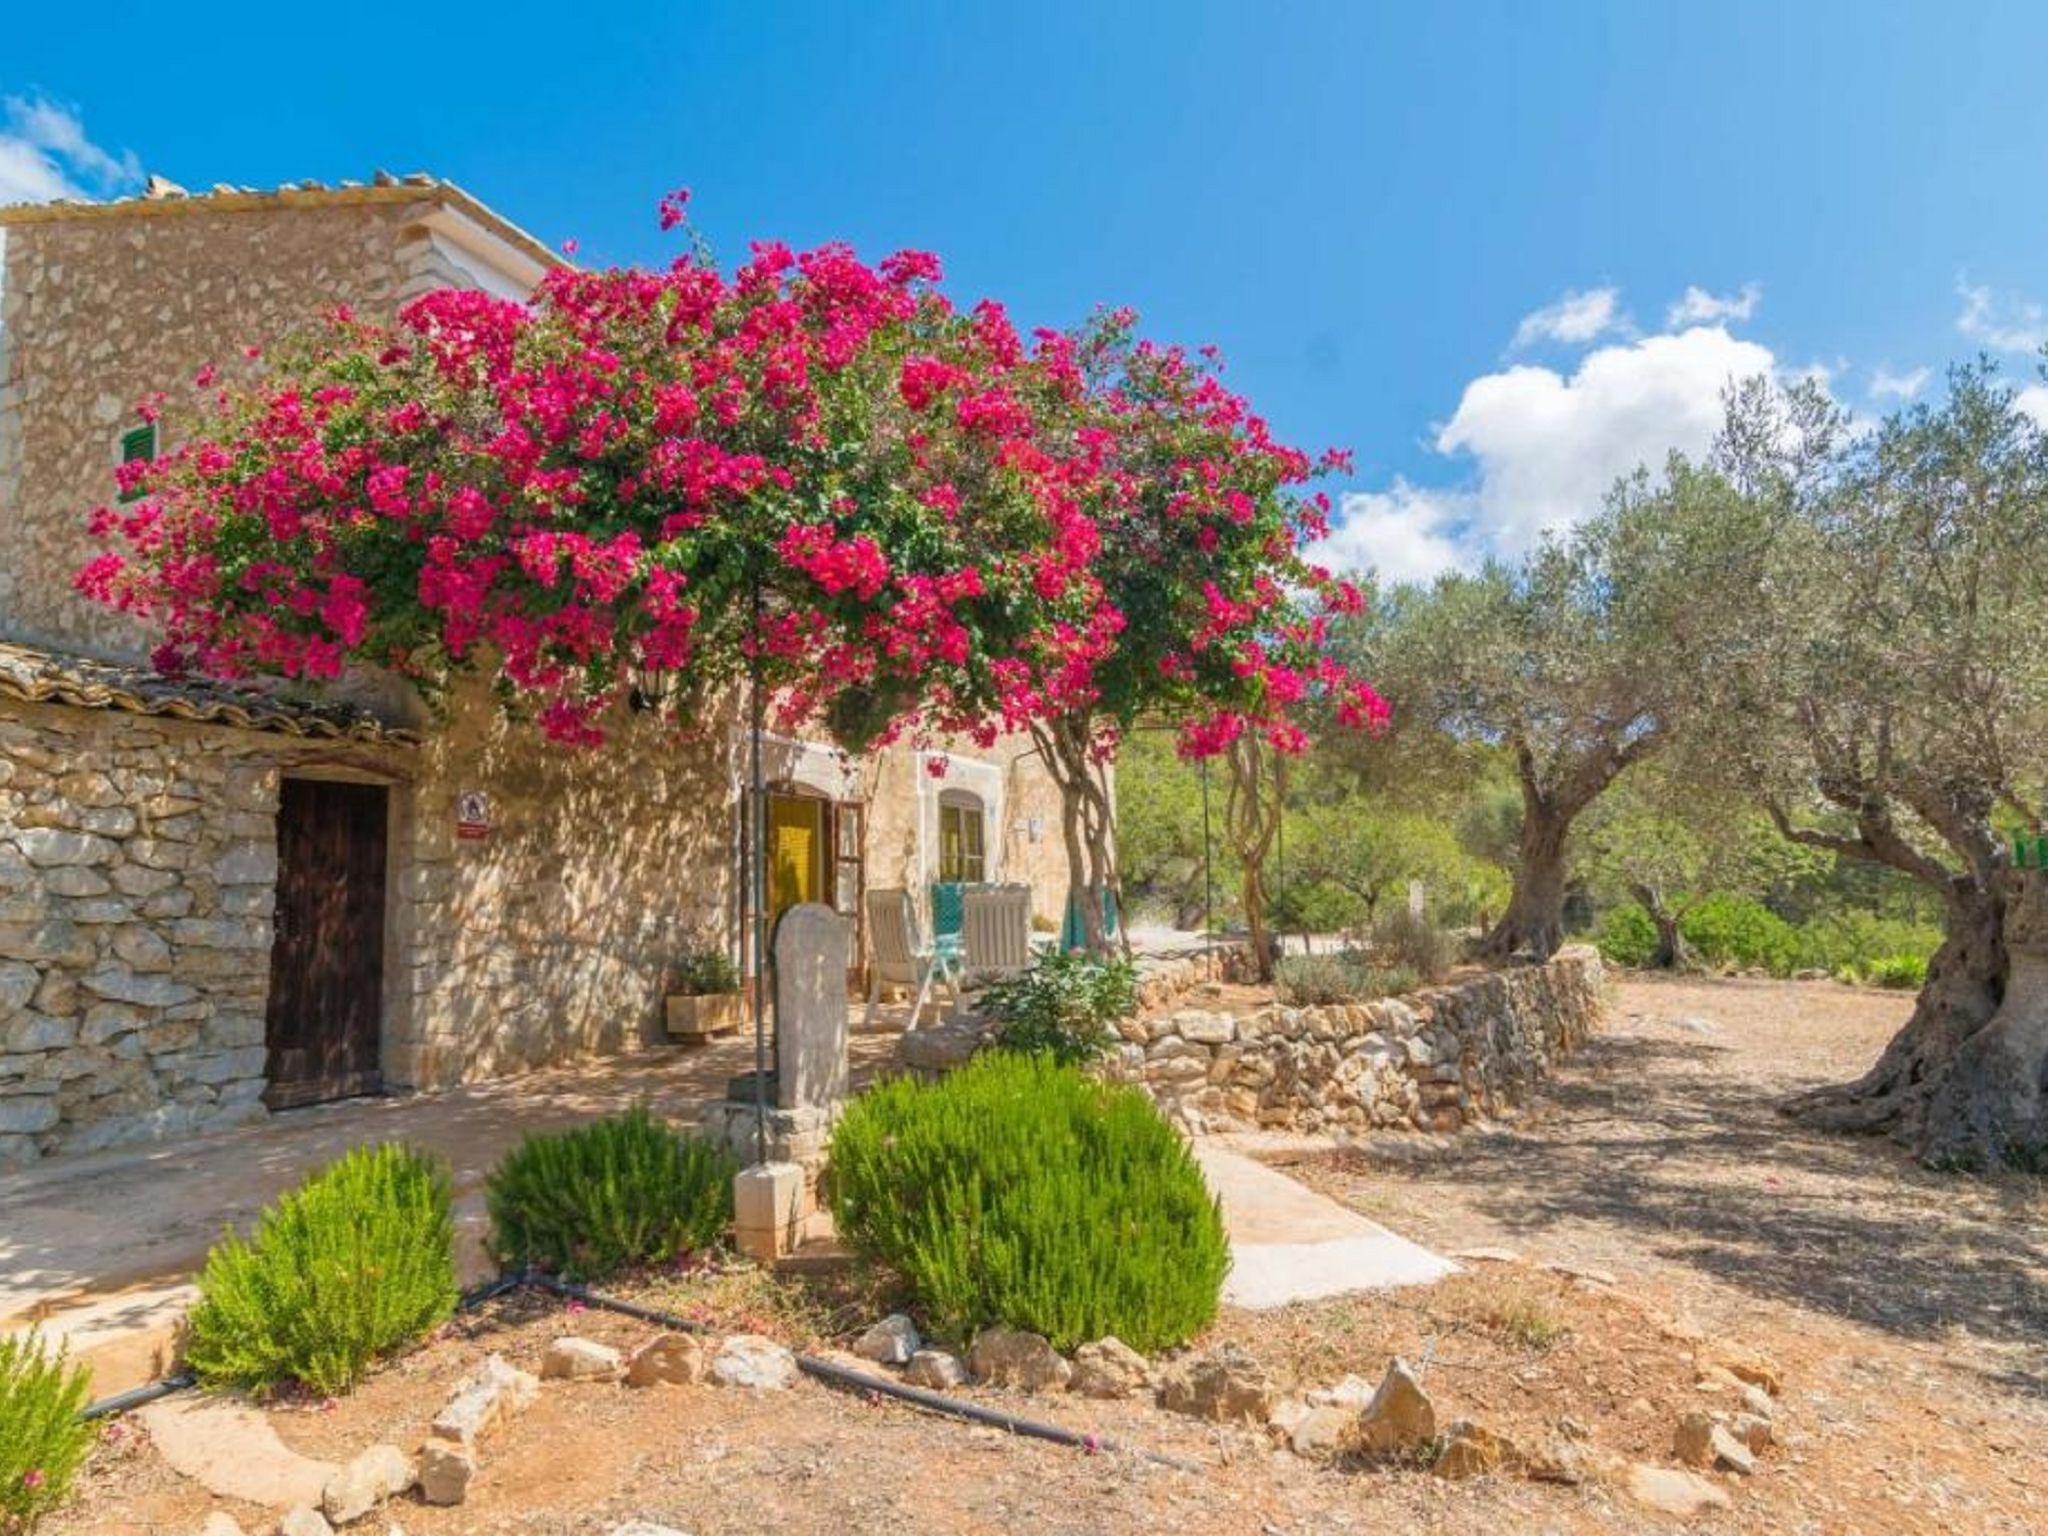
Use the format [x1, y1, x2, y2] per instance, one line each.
[863, 886, 960, 1031]
[962, 883, 1035, 984]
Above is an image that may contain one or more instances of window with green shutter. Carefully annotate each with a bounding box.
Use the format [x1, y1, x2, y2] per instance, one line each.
[117, 422, 157, 503]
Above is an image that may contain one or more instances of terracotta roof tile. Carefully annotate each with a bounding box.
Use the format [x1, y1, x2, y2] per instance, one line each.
[0, 640, 418, 745]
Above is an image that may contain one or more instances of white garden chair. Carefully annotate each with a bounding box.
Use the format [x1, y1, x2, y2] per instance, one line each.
[863, 886, 959, 1031]
[962, 883, 1035, 984]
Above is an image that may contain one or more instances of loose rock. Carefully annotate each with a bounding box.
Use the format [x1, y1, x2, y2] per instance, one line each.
[1305, 1374, 1375, 1410]
[968, 1328, 1073, 1393]
[627, 1332, 706, 1388]
[710, 1334, 799, 1390]
[1674, 1408, 1757, 1474]
[1155, 1344, 1273, 1424]
[851, 1314, 922, 1367]
[416, 1440, 475, 1507]
[541, 1337, 624, 1381]
[1625, 1463, 1731, 1516]
[904, 1349, 968, 1389]
[1356, 1357, 1436, 1454]
[1288, 1403, 1354, 1457]
[279, 1510, 335, 1536]
[1433, 1419, 1518, 1479]
[322, 1444, 415, 1525]
[1730, 1411, 1775, 1453]
[1070, 1337, 1150, 1400]
[432, 1355, 539, 1449]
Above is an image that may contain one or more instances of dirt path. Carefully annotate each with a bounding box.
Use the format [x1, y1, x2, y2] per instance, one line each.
[1278, 974, 2048, 1532]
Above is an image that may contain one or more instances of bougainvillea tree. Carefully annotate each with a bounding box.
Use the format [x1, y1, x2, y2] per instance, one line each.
[79, 196, 1383, 954]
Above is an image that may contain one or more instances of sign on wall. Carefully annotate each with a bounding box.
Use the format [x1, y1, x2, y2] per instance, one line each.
[456, 790, 491, 841]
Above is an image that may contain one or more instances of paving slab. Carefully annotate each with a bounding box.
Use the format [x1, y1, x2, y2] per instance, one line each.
[135, 1394, 338, 1508]
[1193, 1143, 1457, 1308]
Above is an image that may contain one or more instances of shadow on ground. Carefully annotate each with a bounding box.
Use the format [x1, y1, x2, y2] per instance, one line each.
[1311, 1026, 2048, 1398]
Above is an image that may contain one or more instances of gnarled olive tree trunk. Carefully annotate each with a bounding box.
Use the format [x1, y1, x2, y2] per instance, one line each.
[1628, 881, 1698, 971]
[1476, 735, 1658, 965]
[1790, 870, 2045, 1168]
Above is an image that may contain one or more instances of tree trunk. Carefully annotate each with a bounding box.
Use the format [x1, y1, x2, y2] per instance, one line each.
[1787, 871, 2047, 1169]
[1629, 882, 1696, 971]
[1034, 714, 1123, 957]
[1224, 735, 1285, 983]
[1478, 805, 1570, 962]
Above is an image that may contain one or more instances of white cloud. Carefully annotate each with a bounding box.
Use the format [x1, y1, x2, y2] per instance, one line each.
[1320, 311, 1785, 581]
[1956, 279, 2047, 354]
[2016, 384, 2048, 430]
[1312, 481, 1471, 586]
[1433, 325, 1780, 556]
[1869, 365, 1930, 402]
[0, 96, 141, 205]
[1666, 283, 1761, 328]
[1511, 287, 1625, 350]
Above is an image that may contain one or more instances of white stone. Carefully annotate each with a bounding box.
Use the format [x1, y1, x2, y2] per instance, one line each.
[1177, 1010, 1236, 1045]
[431, 1355, 539, 1448]
[903, 1349, 968, 1389]
[709, 1334, 799, 1389]
[541, 1336, 623, 1381]
[279, 1510, 335, 1536]
[322, 1443, 415, 1524]
[851, 1314, 922, 1366]
[15, 828, 117, 866]
[416, 1439, 475, 1506]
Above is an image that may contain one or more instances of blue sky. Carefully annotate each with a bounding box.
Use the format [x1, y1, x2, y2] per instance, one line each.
[7, 1, 2047, 579]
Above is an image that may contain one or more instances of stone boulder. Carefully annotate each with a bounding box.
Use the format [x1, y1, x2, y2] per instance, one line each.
[851, 1314, 923, 1367]
[968, 1328, 1072, 1392]
[431, 1355, 539, 1449]
[1070, 1337, 1150, 1400]
[1625, 1463, 1731, 1516]
[320, 1443, 415, 1524]
[278, 1509, 334, 1536]
[541, 1337, 623, 1381]
[417, 1438, 476, 1507]
[1355, 1357, 1436, 1455]
[1432, 1420, 1519, 1479]
[626, 1333, 705, 1388]
[904, 1349, 969, 1389]
[1674, 1410, 1756, 1475]
[1155, 1344, 1274, 1424]
[710, 1334, 800, 1390]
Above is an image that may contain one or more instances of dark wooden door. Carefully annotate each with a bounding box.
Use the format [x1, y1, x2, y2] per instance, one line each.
[264, 778, 388, 1109]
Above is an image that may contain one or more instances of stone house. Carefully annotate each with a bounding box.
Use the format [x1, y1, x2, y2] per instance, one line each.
[0, 175, 1070, 1169]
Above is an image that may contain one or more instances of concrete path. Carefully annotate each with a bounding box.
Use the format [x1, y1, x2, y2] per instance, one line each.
[1193, 1143, 1457, 1308]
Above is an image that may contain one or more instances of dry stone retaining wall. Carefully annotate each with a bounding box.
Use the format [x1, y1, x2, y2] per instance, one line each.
[1109, 946, 1605, 1135]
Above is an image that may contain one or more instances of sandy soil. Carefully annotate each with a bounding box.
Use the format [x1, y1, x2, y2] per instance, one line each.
[44, 974, 2048, 1536]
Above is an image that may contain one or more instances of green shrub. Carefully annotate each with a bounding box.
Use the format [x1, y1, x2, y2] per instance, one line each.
[1842, 952, 1929, 989]
[979, 949, 1138, 1067]
[671, 946, 740, 995]
[828, 1053, 1228, 1352]
[487, 1107, 736, 1281]
[1275, 950, 1419, 1005]
[185, 1142, 457, 1397]
[0, 1332, 92, 1534]
[1369, 908, 1457, 981]
[1594, 904, 1658, 968]
[1793, 910, 1942, 976]
[1679, 895, 1801, 975]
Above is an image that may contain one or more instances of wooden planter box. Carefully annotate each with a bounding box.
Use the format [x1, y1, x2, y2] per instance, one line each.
[666, 991, 743, 1038]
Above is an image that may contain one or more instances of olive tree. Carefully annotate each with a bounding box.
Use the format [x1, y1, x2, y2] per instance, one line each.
[1368, 464, 1765, 961]
[1710, 364, 2048, 1168]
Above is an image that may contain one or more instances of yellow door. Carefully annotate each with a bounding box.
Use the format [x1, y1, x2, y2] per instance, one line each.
[767, 794, 823, 922]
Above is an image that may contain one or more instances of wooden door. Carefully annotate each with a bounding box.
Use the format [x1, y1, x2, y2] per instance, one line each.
[766, 792, 825, 924]
[264, 778, 388, 1109]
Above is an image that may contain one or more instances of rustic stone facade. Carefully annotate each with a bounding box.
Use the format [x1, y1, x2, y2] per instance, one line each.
[1110, 947, 1606, 1136]
[0, 182, 1082, 1167]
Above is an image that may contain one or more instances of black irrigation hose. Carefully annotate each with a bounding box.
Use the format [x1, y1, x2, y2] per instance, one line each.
[77, 1271, 1201, 1474]
[80, 1370, 196, 1422]
[522, 1273, 1200, 1472]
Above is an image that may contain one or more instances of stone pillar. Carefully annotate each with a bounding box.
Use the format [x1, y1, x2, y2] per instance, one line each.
[773, 902, 848, 1111]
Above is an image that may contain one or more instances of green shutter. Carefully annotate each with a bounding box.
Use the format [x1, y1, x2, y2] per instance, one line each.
[117, 423, 157, 504]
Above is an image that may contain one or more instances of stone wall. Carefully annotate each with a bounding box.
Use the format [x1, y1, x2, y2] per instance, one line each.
[1109, 947, 1606, 1136]
[0, 198, 489, 664]
[0, 700, 370, 1167]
